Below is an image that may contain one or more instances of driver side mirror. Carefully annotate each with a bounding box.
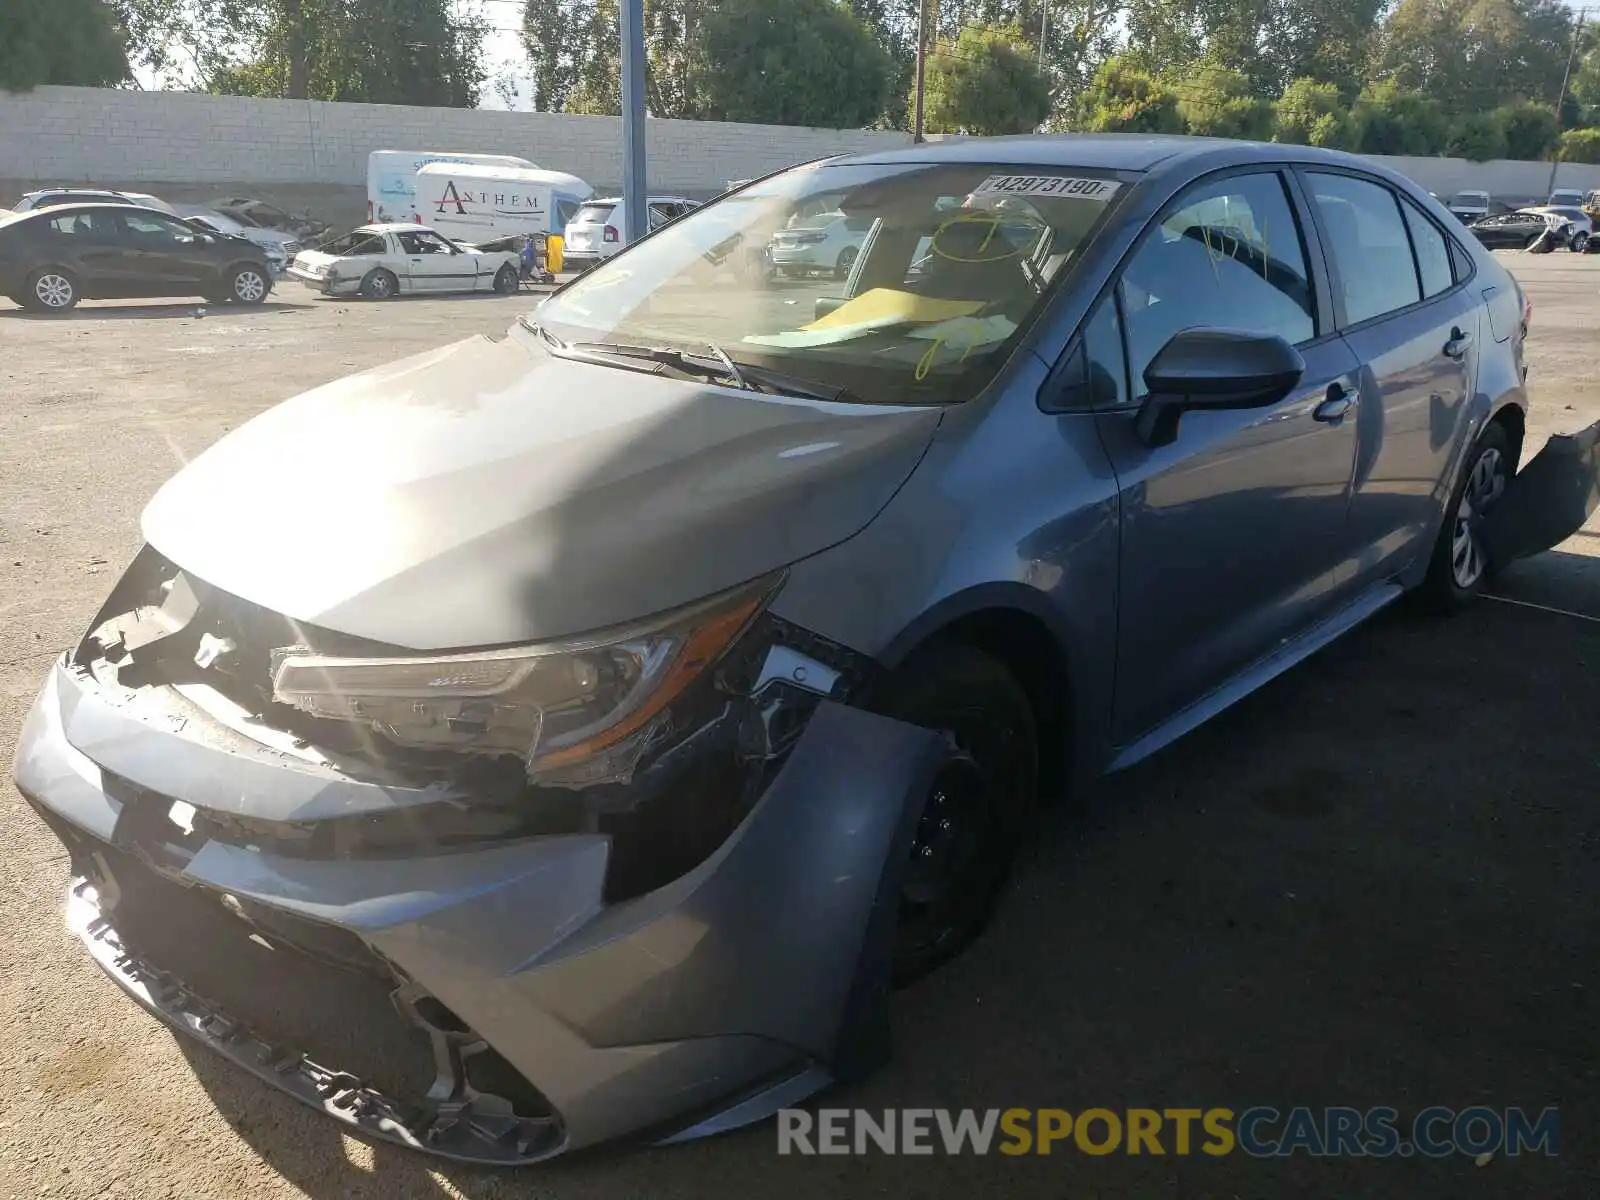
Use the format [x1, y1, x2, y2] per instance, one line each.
[1134, 328, 1305, 448]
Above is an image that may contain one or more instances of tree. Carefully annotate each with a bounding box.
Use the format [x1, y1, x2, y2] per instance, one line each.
[1269, 0, 1384, 93]
[921, 22, 1051, 135]
[1373, 0, 1575, 116]
[1558, 126, 1600, 163]
[1076, 54, 1185, 132]
[1350, 80, 1448, 154]
[114, 0, 484, 104]
[1, 0, 129, 90]
[698, 0, 891, 127]
[206, 0, 486, 107]
[1273, 77, 1343, 144]
[1176, 63, 1274, 139]
[1446, 111, 1509, 160]
[1496, 100, 1560, 158]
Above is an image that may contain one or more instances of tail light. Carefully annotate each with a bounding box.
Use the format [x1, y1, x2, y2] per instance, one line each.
[603, 225, 619, 243]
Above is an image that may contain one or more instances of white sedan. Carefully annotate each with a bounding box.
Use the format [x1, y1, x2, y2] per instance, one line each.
[287, 223, 522, 299]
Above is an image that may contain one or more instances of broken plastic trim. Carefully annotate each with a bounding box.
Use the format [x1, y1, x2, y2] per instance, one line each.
[1482, 418, 1600, 568]
[66, 878, 566, 1165]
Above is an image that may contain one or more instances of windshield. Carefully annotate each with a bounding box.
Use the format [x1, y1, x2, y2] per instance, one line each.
[322, 230, 388, 256]
[572, 203, 617, 225]
[1451, 193, 1488, 206]
[535, 161, 1125, 405]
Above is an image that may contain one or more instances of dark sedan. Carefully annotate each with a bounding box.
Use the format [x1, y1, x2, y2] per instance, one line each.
[0, 203, 275, 311]
[1468, 209, 1567, 250]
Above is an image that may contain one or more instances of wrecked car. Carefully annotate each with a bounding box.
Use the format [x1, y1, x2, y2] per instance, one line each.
[14, 137, 1600, 1165]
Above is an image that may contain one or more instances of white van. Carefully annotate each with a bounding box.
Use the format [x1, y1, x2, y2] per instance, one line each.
[366, 151, 536, 224]
[412, 163, 594, 245]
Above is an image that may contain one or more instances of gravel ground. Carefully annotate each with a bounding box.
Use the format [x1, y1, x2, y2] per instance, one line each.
[1, 256, 1598, 1199]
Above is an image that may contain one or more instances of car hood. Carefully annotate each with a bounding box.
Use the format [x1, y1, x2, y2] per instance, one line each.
[142, 330, 941, 650]
[289, 249, 340, 269]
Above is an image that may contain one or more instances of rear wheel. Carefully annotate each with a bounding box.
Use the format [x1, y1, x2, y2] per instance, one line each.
[1420, 421, 1511, 610]
[25, 268, 78, 312]
[1572, 231, 1590, 253]
[493, 264, 520, 294]
[872, 643, 1038, 985]
[359, 269, 398, 300]
[834, 245, 859, 279]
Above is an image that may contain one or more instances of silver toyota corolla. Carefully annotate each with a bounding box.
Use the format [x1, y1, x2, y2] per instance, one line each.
[14, 135, 1599, 1164]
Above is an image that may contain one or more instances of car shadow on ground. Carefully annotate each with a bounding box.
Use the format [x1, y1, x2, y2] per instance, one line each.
[0, 301, 304, 321]
[171, 587, 1600, 1199]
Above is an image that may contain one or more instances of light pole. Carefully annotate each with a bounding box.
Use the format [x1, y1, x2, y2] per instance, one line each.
[1039, 0, 1050, 68]
[619, 0, 648, 245]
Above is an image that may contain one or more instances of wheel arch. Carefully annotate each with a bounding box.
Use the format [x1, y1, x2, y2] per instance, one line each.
[877, 583, 1080, 801]
[1489, 398, 1526, 469]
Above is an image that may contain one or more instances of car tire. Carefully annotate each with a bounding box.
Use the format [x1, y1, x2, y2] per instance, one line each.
[493, 265, 520, 295]
[1420, 421, 1512, 612]
[24, 267, 79, 312]
[227, 264, 270, 305]
[834, 245, 859, 279]
[359, 269, 399, 300]
[1572, 231, 1590, 253]
[870, 642, 1038, 986]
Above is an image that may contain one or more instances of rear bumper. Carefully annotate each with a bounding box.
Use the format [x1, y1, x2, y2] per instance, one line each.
[14, 658, 943, 1163]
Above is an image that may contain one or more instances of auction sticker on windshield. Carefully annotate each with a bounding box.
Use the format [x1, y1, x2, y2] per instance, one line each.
[973, 175, 1121, 200]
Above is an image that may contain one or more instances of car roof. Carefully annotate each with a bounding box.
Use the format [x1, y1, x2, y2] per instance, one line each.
[356, 222, 442, 234]
[583, 195, 695, 205]
[5, 201, 166, 217]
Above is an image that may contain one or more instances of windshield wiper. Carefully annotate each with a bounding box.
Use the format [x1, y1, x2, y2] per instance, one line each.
[532, 323, 860, 403]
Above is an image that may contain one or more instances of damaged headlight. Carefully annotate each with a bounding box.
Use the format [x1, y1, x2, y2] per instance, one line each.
[269, 576, 777, 787]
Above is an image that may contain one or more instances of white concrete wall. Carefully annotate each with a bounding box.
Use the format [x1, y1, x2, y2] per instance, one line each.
[4, 85, 1600, 202]
[1369, 154, 1600, 201]
[0, 85, 913, 194]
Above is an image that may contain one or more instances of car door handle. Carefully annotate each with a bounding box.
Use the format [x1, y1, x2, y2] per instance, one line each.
[1313, 382, 1357, 423]
[1444, 327, 1473, 358]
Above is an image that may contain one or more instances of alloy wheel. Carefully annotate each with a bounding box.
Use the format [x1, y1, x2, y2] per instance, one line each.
[233, 270, 267, 303]
[34, 273, 73, 309]
[1451, 446, 1507, 589]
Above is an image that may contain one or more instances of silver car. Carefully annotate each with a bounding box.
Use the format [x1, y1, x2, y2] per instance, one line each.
[767, 210, 876, 278]
[14, 136, 1599, 1166]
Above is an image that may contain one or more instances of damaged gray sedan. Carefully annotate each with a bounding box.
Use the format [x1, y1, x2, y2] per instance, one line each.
[14, 136, 1600, 1164]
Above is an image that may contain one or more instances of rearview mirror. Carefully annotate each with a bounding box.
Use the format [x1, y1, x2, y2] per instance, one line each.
[1134, 328, 1305, 447]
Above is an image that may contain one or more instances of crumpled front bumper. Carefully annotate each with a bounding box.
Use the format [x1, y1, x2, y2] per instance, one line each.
[14, 659, 945, 1164]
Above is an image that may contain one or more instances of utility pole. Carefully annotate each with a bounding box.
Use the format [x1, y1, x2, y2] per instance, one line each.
[1549, 8, 1590, 196]
[1039, 0, 1050, 68]
[913, 0, 931, 143]
[619, 0, 648, 245]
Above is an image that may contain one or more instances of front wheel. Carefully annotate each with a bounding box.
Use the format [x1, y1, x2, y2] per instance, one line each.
[871, 643, 1038, 986]
[228, 264, 270, 305]
[1572, 231, 1590, 254]
[1420, 421, 1511, 610]
[493, 264, 520, 295]
[834, 245, 859, 279]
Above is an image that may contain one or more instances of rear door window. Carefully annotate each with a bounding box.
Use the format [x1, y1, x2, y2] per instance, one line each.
[1306, 173, 1422, 326]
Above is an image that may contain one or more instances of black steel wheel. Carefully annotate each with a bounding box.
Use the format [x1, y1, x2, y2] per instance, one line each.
[873, 643, 1038, 985]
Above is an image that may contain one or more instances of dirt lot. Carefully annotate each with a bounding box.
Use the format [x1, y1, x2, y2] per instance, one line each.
[2, 256, 1598, 1199]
